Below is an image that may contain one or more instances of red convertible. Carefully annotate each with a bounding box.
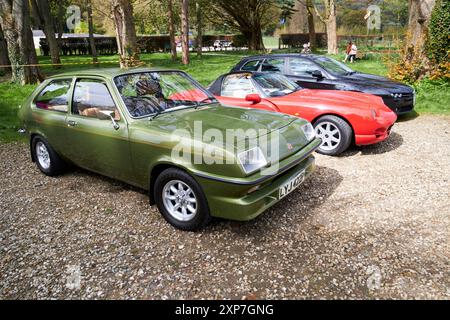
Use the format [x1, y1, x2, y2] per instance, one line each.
[209, 72, 397, 155]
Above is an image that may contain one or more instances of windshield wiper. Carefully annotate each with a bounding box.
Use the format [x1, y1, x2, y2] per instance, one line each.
[150, 102, 212, 121]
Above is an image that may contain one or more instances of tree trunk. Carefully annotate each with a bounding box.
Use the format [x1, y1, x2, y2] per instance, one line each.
[406, 0, 436, 51]
[0, 22, 10, 73]
[168, 0, 177, 61]
[0, 0, 43, 84]
[181, 0, 189, 65]
[244, 26, 264, 51]
[326, 7, 337, 54]
[86, 0, 98, 65]
[32, 0, 61, 67]
[313, 0, 337, 54]
[112, 0, 140, 68]
[306, 0, 316, 50]
[196, 1, 202, 57]
[57, 1, 64, 44]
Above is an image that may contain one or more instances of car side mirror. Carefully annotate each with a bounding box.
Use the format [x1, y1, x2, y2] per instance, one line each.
[312, 70, 324, 79]
[100, 110, 120, 130]
[245, 94, 262, 104]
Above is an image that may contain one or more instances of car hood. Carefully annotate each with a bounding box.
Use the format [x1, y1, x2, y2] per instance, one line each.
[339, 73, 413, 94]
[132, 103, 297, 143]
[284, 89, 388, 111]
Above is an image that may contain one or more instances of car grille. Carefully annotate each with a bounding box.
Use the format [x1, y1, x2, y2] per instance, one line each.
[381, 93, 415, 114]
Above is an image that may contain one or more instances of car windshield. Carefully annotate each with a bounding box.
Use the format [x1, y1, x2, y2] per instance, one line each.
[312, 56, 355, 76]
[253, 73, 300, 97]
[114, 71, 215, 118]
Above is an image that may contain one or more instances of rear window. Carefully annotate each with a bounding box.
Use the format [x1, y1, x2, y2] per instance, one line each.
[35, 79, 71, 113]
[241, 60, 263, 71]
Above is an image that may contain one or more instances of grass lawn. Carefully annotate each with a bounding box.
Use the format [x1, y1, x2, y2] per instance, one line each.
[0, 52, 449, 143]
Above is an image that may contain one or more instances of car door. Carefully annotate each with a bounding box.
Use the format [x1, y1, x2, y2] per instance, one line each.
[31, 78, 73, 157]
[287, 58, 337, 90]
[65, 77, 134, 183]
[216, 73, 279, 112]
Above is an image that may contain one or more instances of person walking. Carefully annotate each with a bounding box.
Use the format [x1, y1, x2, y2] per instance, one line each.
[343, 41, 352, 63]
[349, 43, 358, 63]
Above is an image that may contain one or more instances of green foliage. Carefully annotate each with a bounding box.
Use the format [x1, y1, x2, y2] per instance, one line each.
[74, 21, 89, 34]
[413, 79, 450, 114]
[428, 0, 450, 64]
[277, 0, 296, 21]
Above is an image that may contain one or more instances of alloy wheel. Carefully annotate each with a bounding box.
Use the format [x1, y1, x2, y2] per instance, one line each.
[162, 180, 198, 222]
[36, 141, 51, 170]
[315, 122, 342, 151]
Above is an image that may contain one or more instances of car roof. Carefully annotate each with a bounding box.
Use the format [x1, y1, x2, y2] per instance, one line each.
[240, 53, 321, 61]
[49, 67, 181, 80]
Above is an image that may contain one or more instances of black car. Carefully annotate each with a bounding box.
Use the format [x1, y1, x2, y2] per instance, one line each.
[231, 54, 416, 115]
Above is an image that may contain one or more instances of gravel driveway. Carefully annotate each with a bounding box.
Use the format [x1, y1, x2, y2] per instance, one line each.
[1, 115, 449, 300]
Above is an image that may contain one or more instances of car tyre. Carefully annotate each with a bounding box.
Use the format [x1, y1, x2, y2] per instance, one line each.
[154, 168, 211, 231]
[31, 136, 67, 176]
[314, 115, 353, 156]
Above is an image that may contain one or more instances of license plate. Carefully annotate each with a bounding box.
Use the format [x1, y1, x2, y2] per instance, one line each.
[279, 170, 306, 200]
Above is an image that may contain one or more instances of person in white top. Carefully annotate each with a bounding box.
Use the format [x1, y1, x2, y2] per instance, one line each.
[349, 43, 358, 63]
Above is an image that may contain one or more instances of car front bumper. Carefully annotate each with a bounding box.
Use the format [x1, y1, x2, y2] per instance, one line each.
[194, 139, 320, 221]
[381, 93, 415, 115]
[355, 111, 397, 146]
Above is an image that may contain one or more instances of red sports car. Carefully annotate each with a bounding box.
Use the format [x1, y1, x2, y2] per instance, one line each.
[208, 72, 397, 155]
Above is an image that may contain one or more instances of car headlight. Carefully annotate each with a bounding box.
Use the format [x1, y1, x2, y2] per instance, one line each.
[301, 123, 315, 141]
[237, 147, 268, 175]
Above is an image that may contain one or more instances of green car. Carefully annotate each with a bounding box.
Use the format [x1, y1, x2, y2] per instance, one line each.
[18, 68, 321, 231]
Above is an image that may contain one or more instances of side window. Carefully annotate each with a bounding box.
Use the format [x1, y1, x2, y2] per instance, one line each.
[261, 58, 285, 72]
[35, 79, 71, 112]
[72, 79, 120, 120]
[221, 74, 257, 98]
[288, 58, 320, 77]
[241, 60, 263, 71]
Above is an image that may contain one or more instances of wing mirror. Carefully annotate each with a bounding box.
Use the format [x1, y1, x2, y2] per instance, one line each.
[312, 70, 324, 79]
[245, 94, 262, 104]
[100, 110, 120, 130]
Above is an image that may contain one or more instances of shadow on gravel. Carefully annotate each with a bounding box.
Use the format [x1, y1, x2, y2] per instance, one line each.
[208, 166, 343, 237]
[397, 111, 419, 123]
[338, 131, 404, 157]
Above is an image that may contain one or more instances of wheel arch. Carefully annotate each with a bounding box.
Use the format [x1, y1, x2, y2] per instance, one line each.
[148, 162, 194, 205]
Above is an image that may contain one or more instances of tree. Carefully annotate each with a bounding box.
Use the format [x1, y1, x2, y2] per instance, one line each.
[180, 0, 189, 64]
[111, 0, 140, 68]
[406, 0, 436, 51]
[0, 23, 10, 74]
[167, 0, 177, 61]
[389, 0, 438, 82]
[30, 0, 61, 67]
[0, 0, 43, 84]
[86, 0, 98, 65]
[211, 0, 277, 51]
[304, 0, 316, 49]
[428, 0, 450, 65]
[196, 1, 202, 57]
[312, 0, 337, 54]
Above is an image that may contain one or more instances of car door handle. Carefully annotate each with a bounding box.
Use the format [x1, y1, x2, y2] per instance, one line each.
[67, 120, 77, 127]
